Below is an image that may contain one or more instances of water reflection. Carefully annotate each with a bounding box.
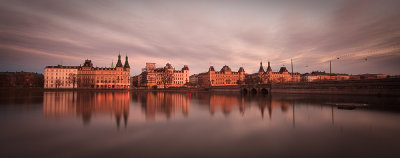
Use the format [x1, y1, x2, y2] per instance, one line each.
[132, 92, 190, 120]
[41, 91, 400, 125]
[2, 90, 400, 157]
[43, 91, 130, 127]
[42, 91, 299, 123]
[193, 93, 291, 119]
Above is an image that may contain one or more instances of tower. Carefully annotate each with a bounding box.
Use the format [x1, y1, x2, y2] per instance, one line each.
[182, 65, 189, 84]
[238, 67, 245, 84]
[258, 61, 265, 74]
[124, 55, 130, 68]
[116, 54, 123, 67]
[266, 61, 272, 83]
[266, 61, 272, 72]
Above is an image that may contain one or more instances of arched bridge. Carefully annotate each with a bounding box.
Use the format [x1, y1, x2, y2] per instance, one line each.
[241, 84, 271, 95]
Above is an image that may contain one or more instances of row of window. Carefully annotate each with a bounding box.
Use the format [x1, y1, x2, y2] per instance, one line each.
[46, 76, 74, 80]
[96, 79, 129, 83]
[45, 69, 76, 72]
[45, 73, 75, 76]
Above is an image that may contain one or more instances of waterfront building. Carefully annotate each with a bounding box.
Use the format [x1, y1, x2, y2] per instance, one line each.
[44, 65, 79, 88]
[196, 65, 245, 88]
[246, 61, 300, 84]
[44, 54, 131, 89]
[189, 74, 199, 85]
[78, 54, 130, 89]
[360, 74, 388, 79]
[134, 63, 189, 88]
[301, 71, 351, 82]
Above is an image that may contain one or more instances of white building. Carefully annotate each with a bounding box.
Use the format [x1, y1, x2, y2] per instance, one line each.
[44, 65, 79, 89]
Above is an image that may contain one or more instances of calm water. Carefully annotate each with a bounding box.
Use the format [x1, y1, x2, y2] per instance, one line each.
[1, 90, 400, 158]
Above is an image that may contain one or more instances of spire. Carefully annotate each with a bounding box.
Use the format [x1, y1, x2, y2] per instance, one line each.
[258, 61, 264, 73]
[116, 53, 123, 67]
[124, 55, 130, 68]
[111, 60, 114, 68]
[266, 61, 272, 72]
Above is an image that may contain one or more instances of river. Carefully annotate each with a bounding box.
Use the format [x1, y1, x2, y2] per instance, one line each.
[1, 90, 400, 158]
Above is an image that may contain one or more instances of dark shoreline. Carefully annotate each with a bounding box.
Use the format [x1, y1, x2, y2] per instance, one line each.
[1, 87, 399, 96]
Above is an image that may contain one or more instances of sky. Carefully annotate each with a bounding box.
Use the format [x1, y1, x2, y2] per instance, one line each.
[0, 0, 399, 75]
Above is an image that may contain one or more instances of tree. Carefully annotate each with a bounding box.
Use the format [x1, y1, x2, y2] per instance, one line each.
[160, 69, 174, 89]
[68, 73, 77, 88]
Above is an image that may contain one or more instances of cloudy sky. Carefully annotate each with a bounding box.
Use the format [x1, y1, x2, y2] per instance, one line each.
[0, 0, 399, 75]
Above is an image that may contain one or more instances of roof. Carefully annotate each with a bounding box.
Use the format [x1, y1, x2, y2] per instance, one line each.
[164, 63, 173, 69]
[45, 65, 79, 69]
[238, 67, 245, 72]
[116, 54, 123, 67]
[220, 65, 231, 72]
[279, 67, 288, 73]
[124, 56, 130, 68]
[83, 60, 93, 67]
[258, 62, 264, 72]
[182, 65, 189, 70]
[209, 66, 215, 71]
[266, 61, 272, 72]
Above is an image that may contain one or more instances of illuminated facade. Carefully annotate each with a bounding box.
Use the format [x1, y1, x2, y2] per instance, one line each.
[79, 54, 131, 89]
[44, 54, 131, 89]
[44, 65, 79, 88]
[134, 63, 189, 88]
[196, 65, 245, 88]
[301, 71, 353, 82]
[246, 62, 300, 84]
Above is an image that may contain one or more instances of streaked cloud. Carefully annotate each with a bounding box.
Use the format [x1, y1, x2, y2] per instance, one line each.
[0, 0, 399, 75]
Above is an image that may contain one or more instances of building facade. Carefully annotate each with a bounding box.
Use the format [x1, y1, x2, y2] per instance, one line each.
[246, 62, 300, 84]
[189, 74, 199, 85]
[44, 54, 131, 89]
[44, 66, 79, 89]
[196, 65, 245, 88]
[301, 71, 352, 82]
[133, 63, 189, 88]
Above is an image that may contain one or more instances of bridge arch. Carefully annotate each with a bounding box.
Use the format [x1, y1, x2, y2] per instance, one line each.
[242, 88, 248, 94]
[261, 88, 268, 95]
[251, 88, 257, 94]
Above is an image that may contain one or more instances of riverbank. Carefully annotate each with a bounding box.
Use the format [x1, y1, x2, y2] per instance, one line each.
[1, 78, 399, 96]
[270, 78, 400, 96]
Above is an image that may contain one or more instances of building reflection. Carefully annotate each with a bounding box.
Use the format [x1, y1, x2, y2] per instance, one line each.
[208, 94, 245, 115]
[132, 92, 190, 120]
[196, 93, 290, 118]
[256, 95, 290, 119]
[43, 91, 130, 127]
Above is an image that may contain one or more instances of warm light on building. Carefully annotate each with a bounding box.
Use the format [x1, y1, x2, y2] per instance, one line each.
[44, 54, 131, 89]
[133, 62, 189, 88]
[246, 61, 300, 84]
[195, 65, 245, 88]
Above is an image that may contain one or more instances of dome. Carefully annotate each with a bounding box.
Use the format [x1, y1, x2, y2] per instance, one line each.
[238, 67, 245, 72]
[164, 63, 173, 69]
[220, 65, 231, 72]
[182, 65, 189, 70]
[279, 67, 288, 73]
